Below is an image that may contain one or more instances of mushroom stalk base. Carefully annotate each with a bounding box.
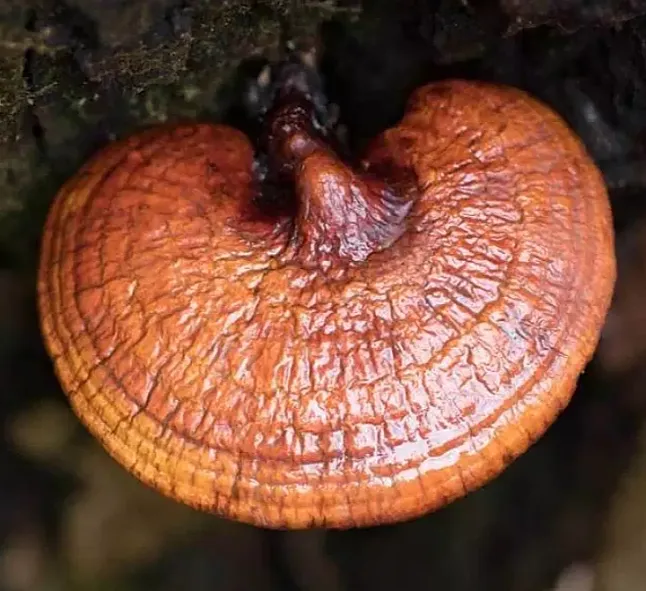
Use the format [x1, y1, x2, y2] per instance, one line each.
[262, 93, 413, 264]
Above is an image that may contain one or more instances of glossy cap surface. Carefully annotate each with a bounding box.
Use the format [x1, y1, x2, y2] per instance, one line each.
[38, 80, 616, 529]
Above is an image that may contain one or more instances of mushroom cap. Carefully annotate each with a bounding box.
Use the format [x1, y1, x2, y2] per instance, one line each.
[38, 80, 615, 529]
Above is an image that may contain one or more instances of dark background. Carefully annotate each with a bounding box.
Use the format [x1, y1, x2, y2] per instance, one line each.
[2, 1, 646, 590]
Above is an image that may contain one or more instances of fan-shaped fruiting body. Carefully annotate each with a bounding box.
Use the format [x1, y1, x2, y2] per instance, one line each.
[38, 79, 615, 529]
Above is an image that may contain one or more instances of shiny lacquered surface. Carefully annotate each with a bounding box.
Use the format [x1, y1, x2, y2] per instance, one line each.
[38, 80, 616, 529]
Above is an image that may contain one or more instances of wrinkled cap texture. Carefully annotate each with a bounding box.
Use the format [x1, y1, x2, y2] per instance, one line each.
[38, 80, 616, 529]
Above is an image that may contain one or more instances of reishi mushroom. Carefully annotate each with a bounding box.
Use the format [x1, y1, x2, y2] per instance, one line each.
[37, 70, 616, 529]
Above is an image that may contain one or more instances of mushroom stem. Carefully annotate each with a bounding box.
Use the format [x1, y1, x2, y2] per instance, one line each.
[264, 93, 413, 263]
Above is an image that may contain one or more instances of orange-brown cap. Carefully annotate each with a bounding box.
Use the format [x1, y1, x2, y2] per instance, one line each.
[38, 80, 616, 529]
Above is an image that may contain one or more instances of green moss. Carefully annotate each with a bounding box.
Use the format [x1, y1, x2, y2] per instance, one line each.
[0, 51, 26, 144]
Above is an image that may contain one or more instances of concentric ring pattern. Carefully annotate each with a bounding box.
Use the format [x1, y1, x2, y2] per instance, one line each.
[38, 80, 615, 528]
